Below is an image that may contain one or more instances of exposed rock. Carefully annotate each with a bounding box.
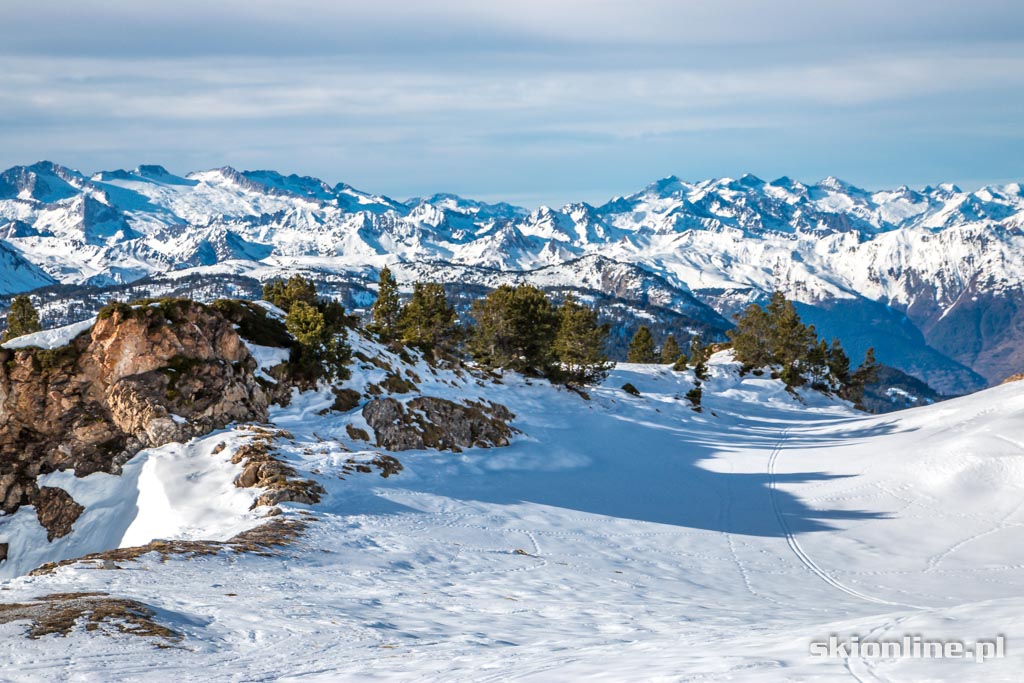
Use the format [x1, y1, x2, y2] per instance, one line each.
[34, 487, 85, 542]
[229, 429, 325, 508]
[0, 542, 7, 564]
[362, 396, 515, 452]
[0, 299, 270, 560]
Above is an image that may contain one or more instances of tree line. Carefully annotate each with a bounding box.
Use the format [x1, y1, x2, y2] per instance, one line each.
[727, 291, 879, 406]
[368, 266, 613, 385]
[2, 275, 882, 406]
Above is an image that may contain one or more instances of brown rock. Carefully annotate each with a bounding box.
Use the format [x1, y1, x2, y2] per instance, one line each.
[362, 396, 515, 452]
[0, 300, 272, 564]
[34, 487, 85, 542]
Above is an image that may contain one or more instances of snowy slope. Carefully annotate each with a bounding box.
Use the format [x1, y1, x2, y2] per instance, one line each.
[2, 342, 1024, 680]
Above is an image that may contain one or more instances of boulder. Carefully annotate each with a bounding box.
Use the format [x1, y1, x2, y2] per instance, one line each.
[362, 396, 515, 452]
[0, 300, 271, 546]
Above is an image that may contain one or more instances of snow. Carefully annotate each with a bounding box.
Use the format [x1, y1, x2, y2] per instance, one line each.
[0, 429, 265, 580]
[1, 316, 95, 350]
[241, 339, 290, 382]
[2, 163, 1023, 326]
[3, 343, 1024, 679]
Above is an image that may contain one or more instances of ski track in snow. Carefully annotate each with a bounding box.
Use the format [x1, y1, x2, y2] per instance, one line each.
[767, 427, 928, 612]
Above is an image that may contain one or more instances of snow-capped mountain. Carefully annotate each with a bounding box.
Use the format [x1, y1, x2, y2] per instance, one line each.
[2, 162, 1023, 392]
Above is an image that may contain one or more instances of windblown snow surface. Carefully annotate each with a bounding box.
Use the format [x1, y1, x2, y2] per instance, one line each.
[2, 347, 1024, 681]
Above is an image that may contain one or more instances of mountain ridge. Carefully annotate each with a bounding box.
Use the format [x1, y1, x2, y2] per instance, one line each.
[1, 161, 1022, 393]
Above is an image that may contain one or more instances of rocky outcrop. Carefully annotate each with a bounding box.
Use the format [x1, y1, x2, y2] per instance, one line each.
[230, 428, 325, 509]
[0, 299, 270, 542]
[34, 487, 85, 542]
[362, 396, 515, 452]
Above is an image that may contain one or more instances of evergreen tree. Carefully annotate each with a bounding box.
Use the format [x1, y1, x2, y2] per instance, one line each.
[368, 266, 401, 342]
[843, 347, 881, 408]
[399, 282, 458, 352]
[2, 295, 41, 342]
[285, 300, 351, 382]
[728, 303, 773, 369]
[553, 294, 613, 384]
[766, 292, 816, 370]
[690, 335, 710, 381]
[660, 333, 681, 364]
[469, 284, 559, 375]
[685, 384, 703, 410]
[827, 338, 851, 385]
[805, 338, 830, 387]
[285, 301, 327, 347]
[263, 274, 318, 312]
[851, 347, 880, 386]
[627, 326, 657, 363]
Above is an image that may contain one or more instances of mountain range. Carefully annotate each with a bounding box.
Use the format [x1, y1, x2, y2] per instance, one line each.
[2, 160, 1023, 394]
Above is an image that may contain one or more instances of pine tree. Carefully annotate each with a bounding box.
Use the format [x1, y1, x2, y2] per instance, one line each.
[805, 338, 830, 387]
[660, 333, 681, 364]
[827, 338, 851, 386]
[469, 284, 559, 375]
[685, 384, 702, 410]
[728, 303, 773, 370]
[369, 266, 401, 341]
[553, 294, 612, 384]
[627, 326, 657, 363]
[285, 300, 351, 382]
[767, 292, 816, 369]
[2, 295, 41, 342]
[399, 282, 458, 352]
[842, 347, 881, 409]
[263, 274, 318, 312]
[851, 347, 880, 386]
[690, 335, 710, 381]
[285, 301, 327, 347]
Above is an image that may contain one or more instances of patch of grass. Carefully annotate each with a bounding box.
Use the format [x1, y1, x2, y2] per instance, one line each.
[99, 298, 199, 327]
[331, 388, 362, 412]
[381, 373, 416, 394]
[31, 344, 81, 372]
[210, 299, 293, 348]
[29, 518, 308, 576]
[0, 592, 181, 643]
[346, 424, 370, 441]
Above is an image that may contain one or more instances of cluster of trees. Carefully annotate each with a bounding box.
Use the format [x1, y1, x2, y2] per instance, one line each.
[728, 291, 879, 404]
[1, 295, 41, 343]
[369, 268, 612, 384]
[2, 273, 886, 409]
[626, 326, 694, 366]
[368, 267, 459, 352]
[262, 275, 352, 382]
[624, 325, 711, 408]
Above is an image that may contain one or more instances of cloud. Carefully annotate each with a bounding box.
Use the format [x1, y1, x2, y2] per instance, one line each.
[0, 1, 1021, 206]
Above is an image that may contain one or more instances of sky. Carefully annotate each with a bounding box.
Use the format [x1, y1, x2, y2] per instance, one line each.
[1, 0, 1022, 208]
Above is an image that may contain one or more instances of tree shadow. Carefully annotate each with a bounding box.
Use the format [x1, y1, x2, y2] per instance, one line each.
[365, 409, 912, 538]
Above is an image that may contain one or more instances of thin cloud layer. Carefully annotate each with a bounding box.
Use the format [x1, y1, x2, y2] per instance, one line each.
[1, 1, 1021, 206]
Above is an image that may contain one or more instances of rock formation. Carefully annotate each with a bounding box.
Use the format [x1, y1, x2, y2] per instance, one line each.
[362, 396, 515, 452]
[0, 299, 269, 541]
